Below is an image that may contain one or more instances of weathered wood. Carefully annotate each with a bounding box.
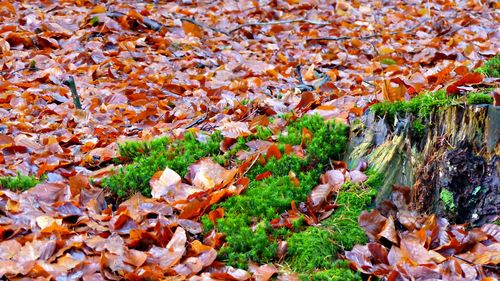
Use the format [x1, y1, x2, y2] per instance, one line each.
[345, 104, 499, 225]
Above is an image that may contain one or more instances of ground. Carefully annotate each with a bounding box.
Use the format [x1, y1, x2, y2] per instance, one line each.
[0, 0, 499, 280]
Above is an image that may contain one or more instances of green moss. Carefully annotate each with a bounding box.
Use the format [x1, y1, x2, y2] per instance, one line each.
[475, 54, 500, 77]
[102, 132, 223, 198]
[411, 120, 426, 139]
[287, 227, 339, 271]
[255, 126, 273, 140]
[300, 261, 362, 281]
[117, 137, 170, 161]
[467, 92, 493, 105]
[371, 90, 457, 125]
[203, 115, 348, 268]
[0, 173, 40, 191]
[440, 188, 456, 213]
[286, 172, 379, 273]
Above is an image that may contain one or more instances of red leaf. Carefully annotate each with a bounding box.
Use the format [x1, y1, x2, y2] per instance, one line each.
[266, 144, 282, 160]
[255, 171, 272, 181]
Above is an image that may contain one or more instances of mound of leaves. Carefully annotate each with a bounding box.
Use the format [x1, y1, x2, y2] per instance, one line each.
[346, 185, 500, 280]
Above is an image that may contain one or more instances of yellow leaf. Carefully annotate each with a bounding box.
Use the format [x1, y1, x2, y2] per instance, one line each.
[418, 8, 430, 16]
[6, 199, 20, 214]
[89, 5, 106, 14]
[36, 215, 62, 229]
[379, 47, 394, 56]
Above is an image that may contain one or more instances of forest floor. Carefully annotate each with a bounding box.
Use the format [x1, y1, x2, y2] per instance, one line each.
[0, 0, 499, 280]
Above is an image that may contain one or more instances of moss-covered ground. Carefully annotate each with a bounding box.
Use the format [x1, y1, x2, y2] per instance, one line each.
[102, 132, 223, 198]
[287, 172, 381, 280]
[0, 173, 40, 191]
[475, 53, 500, 77]
[98, 115, 381, 280]
[202, 116, 349, 268]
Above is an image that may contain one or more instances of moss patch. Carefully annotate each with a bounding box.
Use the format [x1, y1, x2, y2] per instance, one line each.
[102, 114, 380, 279]
[370, 90, 457, 125]
[203, 115, 349, 268]
[0, 173, 40, 191]
[287, 171, 381, 277]
[102, 132, 223, 198]
[440, 188, 456, 214]
[475, 53, 500, 77]
[467, 92, 493, 105]
[300, 260, 362, 281]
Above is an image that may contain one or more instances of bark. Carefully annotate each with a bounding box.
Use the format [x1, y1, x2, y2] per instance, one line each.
[345, 104, 499, 226]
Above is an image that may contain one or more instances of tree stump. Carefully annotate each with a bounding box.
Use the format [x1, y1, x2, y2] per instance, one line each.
[345, 104, 499, 226]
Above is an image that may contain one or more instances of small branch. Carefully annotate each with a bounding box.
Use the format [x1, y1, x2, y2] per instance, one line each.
[184, 108, 209, 129]
[107, 11, 163, 31]
[452, 255, 500, 270]
[63, 76, 82, 110]
[0, 63, 38, 77]
[179, 17, 229, 36]
[307, 34, 379, 42]
[227, 18, 329, 34]
[106, 10, 329, 38]
[307, 18, 428, 42]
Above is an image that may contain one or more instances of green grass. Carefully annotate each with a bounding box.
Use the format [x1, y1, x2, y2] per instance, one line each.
[202, 115, 349, 268]
[0, 173, 40, 191]
[475, 54, 500, 77]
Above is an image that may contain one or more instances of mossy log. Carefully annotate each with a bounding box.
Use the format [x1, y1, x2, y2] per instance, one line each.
[345, 104, 499, 226]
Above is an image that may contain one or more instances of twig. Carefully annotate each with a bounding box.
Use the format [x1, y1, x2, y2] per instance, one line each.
[107, 11, 163, 31]
[452, 255, 500, 270]
[179, 17, 229, 35]
[107, 10, 329, 38]
[0, 63, 38, 77]
[307, 18, 429, 42]
[63, 76, 82, 110]
[184, 108, 209, 129]
[227, 18, 329, 34]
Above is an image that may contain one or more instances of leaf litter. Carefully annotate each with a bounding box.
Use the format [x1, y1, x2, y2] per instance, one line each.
[0, 0, 499, 279]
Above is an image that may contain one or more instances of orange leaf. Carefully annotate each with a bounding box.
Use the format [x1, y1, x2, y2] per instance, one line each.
[89, 5, 106, 14]
[447, 72, 483, 94]
[295, 92, 315, 111]
[0, 2, 16, 16]
[256, 171, 272, 181]
[266, 144, 282, 160]
[208, 208, 224, 225]
[182, 21, 203, 38]
[288, 171, 299, 187]
[301, 127, 313, 146]
[128, 9, 144, 22]
[304, 64, 316, 81]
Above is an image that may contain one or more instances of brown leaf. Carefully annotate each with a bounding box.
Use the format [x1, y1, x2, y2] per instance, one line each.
[149, 167, 182, 199]
[358, 210, 387, 242]
[249, 263, 278, 281]
[148, 227, 186, 270]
